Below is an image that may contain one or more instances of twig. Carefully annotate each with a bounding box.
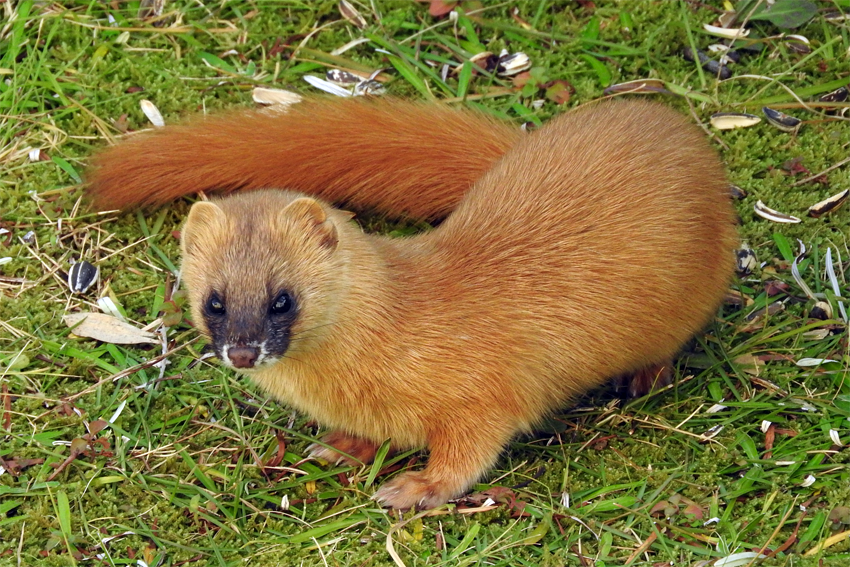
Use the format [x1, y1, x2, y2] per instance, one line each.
[791, 156, 850, 187]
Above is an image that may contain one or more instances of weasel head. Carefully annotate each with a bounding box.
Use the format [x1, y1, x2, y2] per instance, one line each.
[179, 190, 346, 372]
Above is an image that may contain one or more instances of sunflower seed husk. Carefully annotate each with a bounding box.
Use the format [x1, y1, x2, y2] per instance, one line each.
[808, 189, 849, 218]
[330, 37, 370, 56]
[326, 69, 362, 86]
[824, 10, 850, 22]
[824, 247, 848, 322]
[784, 34, 811, 54]
[762, 106, 801, 133]
[707, 43, 731, 54]
[497, 52, 531, 76]
[810, 301, 833, 320]
[97, 296, 126, 322]
[803, 329, 831, 341]
[729, 184, 747, 200]
[791, 240, 816, 299]
[22, 230, 36, 245]
[703, 23, 749, 40]
[735, 244, 758, 276]
[469, 51, 499, 73]
[251, 87, 302, 107]
[710, 112, 761, 130]
[440, 64, 450, 82]
[819, 85, 849, 105]
[338, 0, 367, 29]
[68, 261, 99, 294]
[754, 200, 801, 223]
[603, 79, 670, 95]
[140, 99, 165, 127]
[353, 79, 386, 96]
[138, 0, 164, 20]
[303, 75, 353, 97]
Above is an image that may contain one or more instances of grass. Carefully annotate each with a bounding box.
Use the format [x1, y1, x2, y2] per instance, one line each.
[2, 0, 850, 565]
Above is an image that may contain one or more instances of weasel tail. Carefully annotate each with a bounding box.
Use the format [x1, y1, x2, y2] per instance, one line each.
[87, 98, 521, 218]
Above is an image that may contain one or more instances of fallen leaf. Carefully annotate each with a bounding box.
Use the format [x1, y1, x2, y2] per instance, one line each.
[64, 312, 158, 345]
[544, 80, 573, 104]
[425, 0, 457, 17]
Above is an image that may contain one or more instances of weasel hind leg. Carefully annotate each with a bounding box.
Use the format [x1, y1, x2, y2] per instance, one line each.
[618, 361, 673, 398]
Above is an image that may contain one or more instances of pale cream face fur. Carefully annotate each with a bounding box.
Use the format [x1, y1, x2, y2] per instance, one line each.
[180, 191, 348, 370]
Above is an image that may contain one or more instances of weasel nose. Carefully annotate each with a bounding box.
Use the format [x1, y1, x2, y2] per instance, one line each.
[228, 346, 259, 368]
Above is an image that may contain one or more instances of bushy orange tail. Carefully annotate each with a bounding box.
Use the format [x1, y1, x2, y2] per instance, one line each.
[86, 98, 522, 218]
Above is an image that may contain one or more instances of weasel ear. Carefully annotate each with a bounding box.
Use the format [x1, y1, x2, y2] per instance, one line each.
[182, 201, 226, 254]
[282, 197, 339, 250]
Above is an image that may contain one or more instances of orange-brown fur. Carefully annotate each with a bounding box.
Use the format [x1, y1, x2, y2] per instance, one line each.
[89, 100, 737, 509]
[87, 98, 521, 218]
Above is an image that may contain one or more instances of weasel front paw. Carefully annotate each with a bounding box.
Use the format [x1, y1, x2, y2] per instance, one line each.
[373, 471, 456, 510]
[307, 430, 379, 466]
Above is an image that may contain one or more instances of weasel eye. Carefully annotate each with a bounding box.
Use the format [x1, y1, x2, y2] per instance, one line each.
[207, 294, 226, 315]
[270, 292, 294, 315]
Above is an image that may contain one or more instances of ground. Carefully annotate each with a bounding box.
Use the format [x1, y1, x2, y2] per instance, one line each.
[1, 0, 850, 566]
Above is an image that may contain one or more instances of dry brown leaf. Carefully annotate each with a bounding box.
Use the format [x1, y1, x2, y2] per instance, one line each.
[64, 312, 158, 345]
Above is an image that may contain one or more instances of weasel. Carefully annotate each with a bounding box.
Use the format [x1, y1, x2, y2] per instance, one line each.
[87, 99, 737, 509]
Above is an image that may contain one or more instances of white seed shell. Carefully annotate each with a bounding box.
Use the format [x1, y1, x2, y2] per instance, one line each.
[97, 296, 127, 322]
[251, 87, 302, 107]
[353, 79, 386, 96]
[703, 23, 749, 39]
[707, 43, 732, 53]
[735, 244, 758, 275]
[753, 200, 801, 224]
[303, 75, 353, 97]
[710, 112, 761, 130]
[808, 189, 849, 218]
[140, 99, 165, 127]
[796, 358, 839, 367]
[338, 0, 367, 29]
[497, 52, 531, 76]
